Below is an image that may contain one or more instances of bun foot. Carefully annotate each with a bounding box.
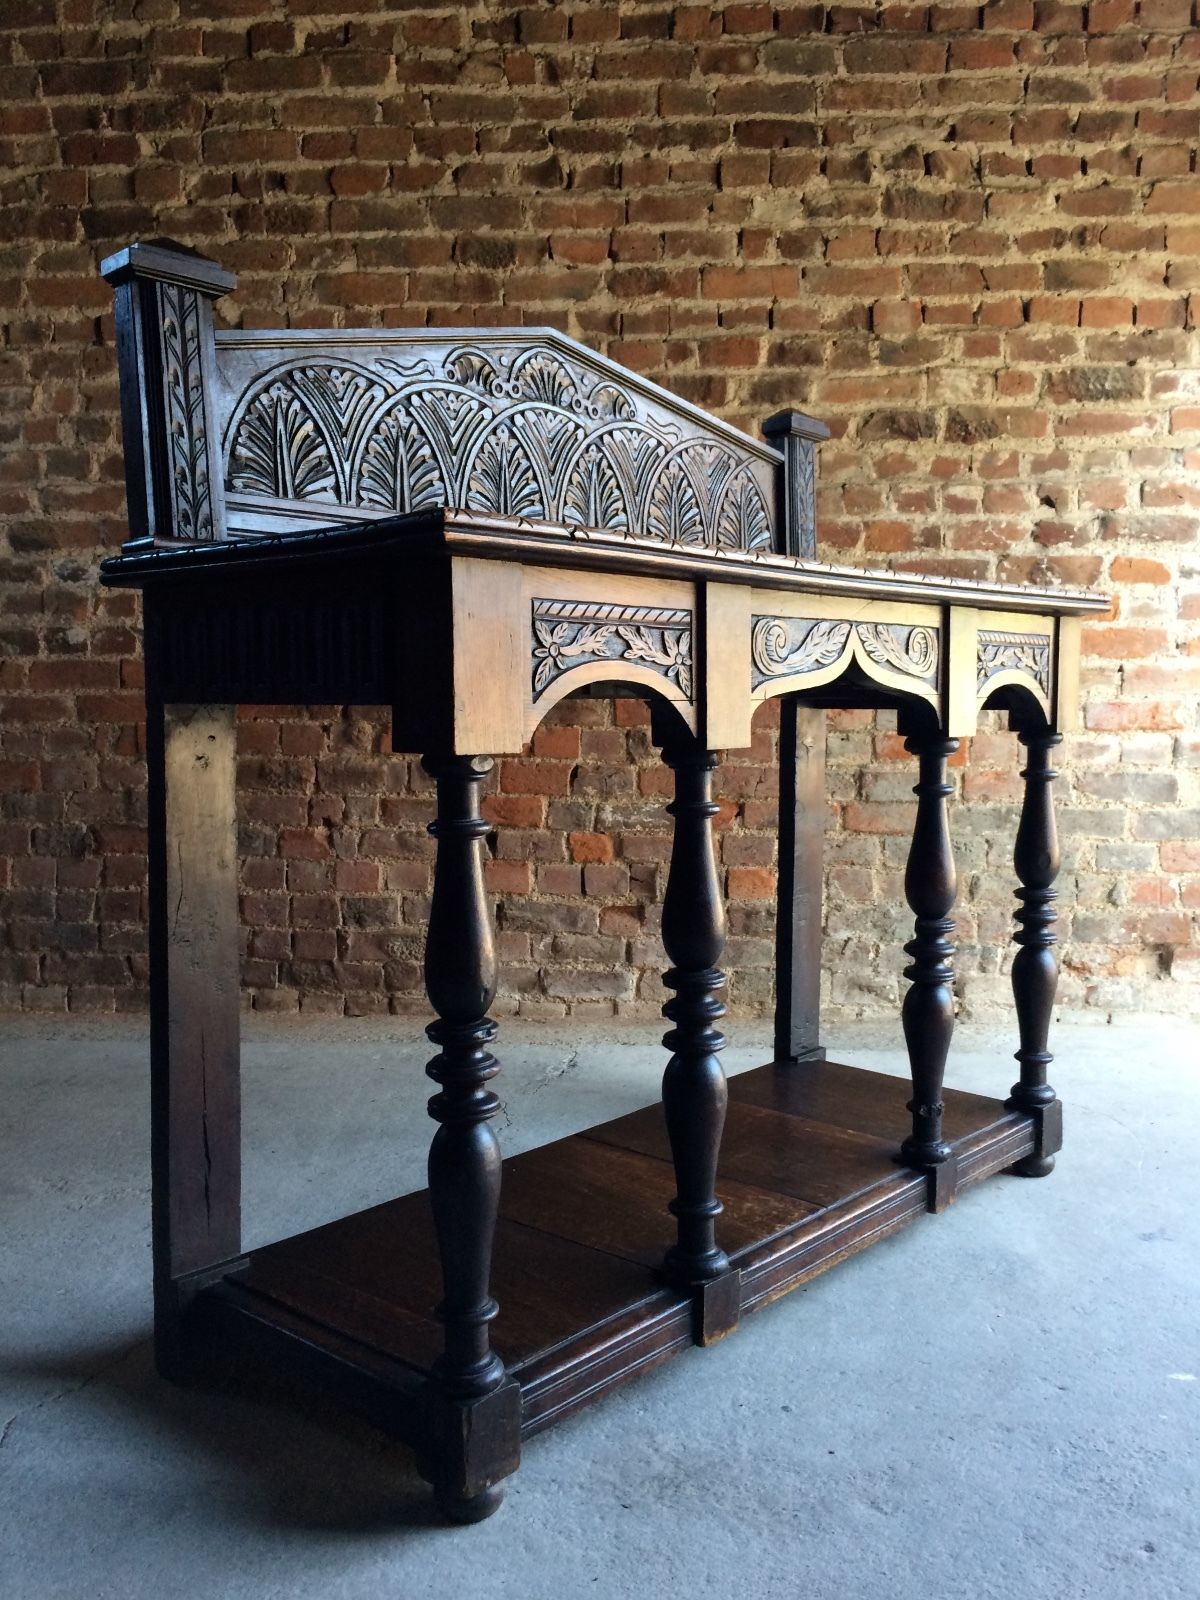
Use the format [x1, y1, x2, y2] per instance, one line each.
[1010, 1152, 1055, 1179]
[433, 1482, 505, 1525]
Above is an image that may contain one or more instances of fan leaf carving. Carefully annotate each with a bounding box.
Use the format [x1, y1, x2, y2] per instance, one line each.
[223, 338, 779, 549]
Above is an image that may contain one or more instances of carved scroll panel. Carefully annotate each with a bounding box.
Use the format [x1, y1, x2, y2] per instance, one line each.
[215, 337, 777, 552]
[751, 614, 940, 695]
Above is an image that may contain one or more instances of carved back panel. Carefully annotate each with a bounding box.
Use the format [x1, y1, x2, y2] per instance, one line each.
[101, 241, 807, 557]
[210, 330, 781, 551]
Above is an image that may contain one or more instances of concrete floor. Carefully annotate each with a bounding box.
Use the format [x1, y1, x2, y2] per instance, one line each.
[1, 1013, 1197, 1600]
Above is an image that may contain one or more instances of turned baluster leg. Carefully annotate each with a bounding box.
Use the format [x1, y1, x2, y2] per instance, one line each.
[1007, 729, 1064, 1178]
[419, 753, 519, 1523]
[659, 739, 738, 1337]
[899, 733, 959, 1211]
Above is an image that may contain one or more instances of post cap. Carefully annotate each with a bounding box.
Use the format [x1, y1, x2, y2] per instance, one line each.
[98, 238, 236, 297]
[761, 409, 830, 443]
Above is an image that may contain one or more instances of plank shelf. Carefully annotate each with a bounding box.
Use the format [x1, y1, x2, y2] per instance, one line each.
[197, 1061, 1034, 1443]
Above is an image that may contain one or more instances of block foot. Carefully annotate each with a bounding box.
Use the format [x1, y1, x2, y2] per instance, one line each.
[433, 1483, 505, 1524]
[1010, 1152, 1056, 1179]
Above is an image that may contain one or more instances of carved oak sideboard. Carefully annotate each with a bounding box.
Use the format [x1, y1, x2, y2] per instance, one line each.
[97, 241, 1107, 1523]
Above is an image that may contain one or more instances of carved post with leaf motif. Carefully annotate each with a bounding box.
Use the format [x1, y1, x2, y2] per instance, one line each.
[100, 241, 234, 551]
[762, 409, 830, 560]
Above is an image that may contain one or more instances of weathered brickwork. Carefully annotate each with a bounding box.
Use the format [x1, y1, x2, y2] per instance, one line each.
[1, 2, 1198, 1021]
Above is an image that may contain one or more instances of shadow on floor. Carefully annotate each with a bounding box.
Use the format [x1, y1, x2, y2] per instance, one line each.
[3, 1335, 454, 1537]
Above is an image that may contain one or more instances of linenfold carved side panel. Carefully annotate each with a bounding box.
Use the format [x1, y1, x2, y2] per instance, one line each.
[531, 597, 693, 700]
[214, 335, 778, 551]
[751, 615, 940, 694]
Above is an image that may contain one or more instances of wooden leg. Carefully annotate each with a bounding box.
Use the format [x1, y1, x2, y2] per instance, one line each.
[418, 754, 519, 1523]
[659, 738, 739, 1337]
[899, 733, 959, 1211]
[774, 699, 827, 1065]
[146, 702, 242, 1378]
[1007, 730, 1065, 1178]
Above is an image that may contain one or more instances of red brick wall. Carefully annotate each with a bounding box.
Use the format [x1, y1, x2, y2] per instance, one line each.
[2, 2, 1198, 1021]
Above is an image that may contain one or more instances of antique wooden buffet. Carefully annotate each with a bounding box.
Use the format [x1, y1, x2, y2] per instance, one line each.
[97, 241, 1106, 1522]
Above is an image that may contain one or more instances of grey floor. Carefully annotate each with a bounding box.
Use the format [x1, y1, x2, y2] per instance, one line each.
[1, 1013, 1197, 1600]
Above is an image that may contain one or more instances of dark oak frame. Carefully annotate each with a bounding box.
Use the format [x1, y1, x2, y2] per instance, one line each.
[98, 242, 1105, 1523]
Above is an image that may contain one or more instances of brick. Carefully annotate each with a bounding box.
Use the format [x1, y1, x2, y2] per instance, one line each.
[1086, 702, 1188, 732]
[483, 794, 546, 828]
[1147, 182, 1200, 215]
[727, 867, 776, 899]
[537, 863, 582, 896]
[1080, 296, 1134, 327]
[484, 861, 533, 894]
[1134, 811, 1200, 843]
[498, 759, 573, 796]
[583, 862, 629, 897]
[1109, 557, 1171, 584]
[532, 724, 582, 759]
[843, 38, 948, 74]
[701, 264, 799, 298]
[569, 831, 615, 864]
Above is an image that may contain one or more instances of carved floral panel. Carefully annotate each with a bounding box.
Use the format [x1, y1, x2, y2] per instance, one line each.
[531, 597, 693, 700]
[751, 614, 940, 693]
[222, 342, 774, 551]
[976, 630, 1052, 697]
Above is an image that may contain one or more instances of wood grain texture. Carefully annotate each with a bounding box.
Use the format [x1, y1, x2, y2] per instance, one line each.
[498, 1137, 813, 1268]
[727, 1057, 1001, 1141]
[450, 556, 525, 754]
[1055, 614, 1083, 733]
[702, 581, 753, 748]
[774, 699, 827, 1063]
[589, 1098, 904, 1211]
[146, 701, 240, 1374]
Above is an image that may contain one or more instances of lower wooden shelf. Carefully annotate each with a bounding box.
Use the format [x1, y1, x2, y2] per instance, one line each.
[195, 1059, 1034, 1444]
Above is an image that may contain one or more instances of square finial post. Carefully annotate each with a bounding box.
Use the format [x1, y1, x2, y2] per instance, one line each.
[761, 410, 830, 560]
[100, 240, 237, 551]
